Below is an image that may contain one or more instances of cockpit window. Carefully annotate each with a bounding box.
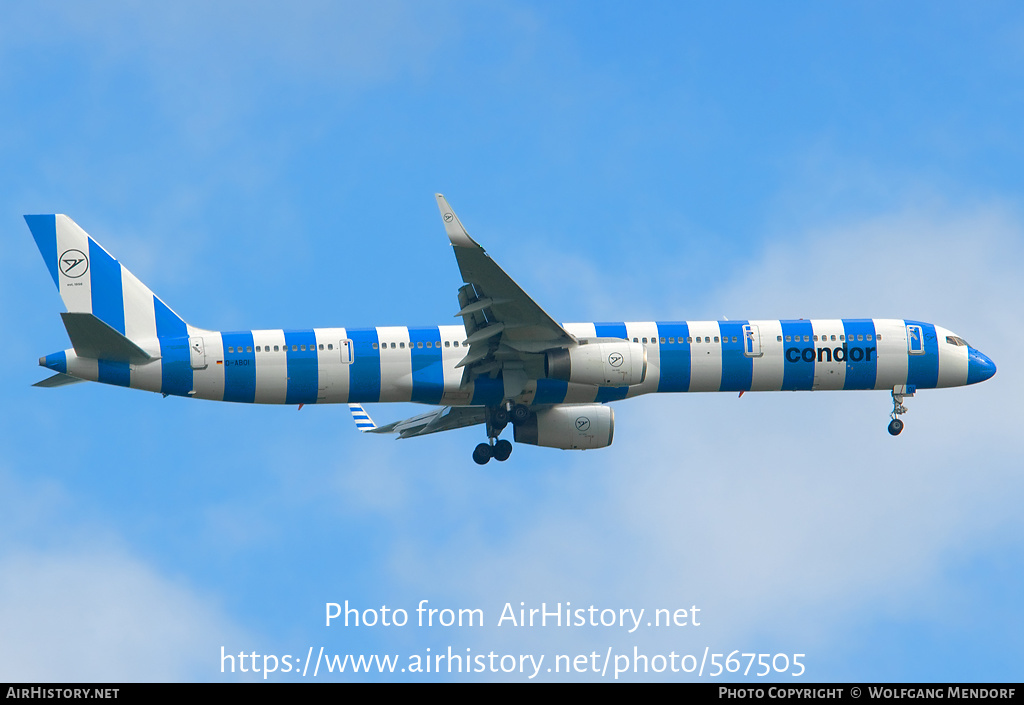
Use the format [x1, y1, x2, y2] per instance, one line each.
[945, 335, 968, 347]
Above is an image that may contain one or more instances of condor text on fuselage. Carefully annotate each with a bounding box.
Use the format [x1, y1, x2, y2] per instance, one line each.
[786, 339, 874, 364]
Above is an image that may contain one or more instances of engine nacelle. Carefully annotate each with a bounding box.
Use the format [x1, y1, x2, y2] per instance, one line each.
[545, 340, 647, 387]
[513, 404, 615, 450]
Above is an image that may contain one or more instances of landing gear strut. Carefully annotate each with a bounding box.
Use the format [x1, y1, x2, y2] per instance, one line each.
[471, 403, 530, 464]
[888, 385, 914, 436]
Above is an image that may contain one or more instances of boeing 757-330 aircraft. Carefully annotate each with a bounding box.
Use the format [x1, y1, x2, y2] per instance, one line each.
[27, 195, 996, 464]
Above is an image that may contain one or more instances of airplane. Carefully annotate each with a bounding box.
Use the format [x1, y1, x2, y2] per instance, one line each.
[27, 195, 996, 464]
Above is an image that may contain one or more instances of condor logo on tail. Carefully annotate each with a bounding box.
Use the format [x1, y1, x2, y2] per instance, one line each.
[59, 249, 88, 278]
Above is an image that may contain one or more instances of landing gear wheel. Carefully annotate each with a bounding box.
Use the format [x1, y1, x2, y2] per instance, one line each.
[511, 404, 530, 425]
[888, 387, 912, 437]
[491, 407, 509, 431]
[493, 439, 513, 462]
[473, 443, 493, 465]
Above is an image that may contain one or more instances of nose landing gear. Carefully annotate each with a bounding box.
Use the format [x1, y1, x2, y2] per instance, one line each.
[888, 385, 914, 436]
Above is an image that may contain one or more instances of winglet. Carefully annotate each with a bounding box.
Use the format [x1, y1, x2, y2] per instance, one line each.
[348, 403, 377, 432]
[435, 194, 478, 248]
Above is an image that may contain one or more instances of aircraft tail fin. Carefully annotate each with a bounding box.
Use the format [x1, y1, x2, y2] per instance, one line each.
[25, 215, 190, 351]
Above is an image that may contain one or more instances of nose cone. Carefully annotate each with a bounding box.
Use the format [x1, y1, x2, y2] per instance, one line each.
[967, 347, 996, 384]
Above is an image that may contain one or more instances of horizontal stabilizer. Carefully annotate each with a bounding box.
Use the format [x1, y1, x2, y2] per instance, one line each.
[360, 405, 489, 439]
[61, 312, 154, 364]
[33, 372, 85, 388]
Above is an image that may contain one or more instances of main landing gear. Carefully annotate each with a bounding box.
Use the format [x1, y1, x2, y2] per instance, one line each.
[473, 402, 531, 465]
[887, 385, 914, 436]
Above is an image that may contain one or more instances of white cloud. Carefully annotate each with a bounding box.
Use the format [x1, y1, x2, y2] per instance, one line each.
[0, 469, 251, 682]
[0, 550, 247, 682]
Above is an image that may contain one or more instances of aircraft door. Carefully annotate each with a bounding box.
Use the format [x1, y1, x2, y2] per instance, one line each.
[340, 339, 353, 364]
[742, 324, 763, 358]
[906, 325, 925, 355]
[189, 336, 207, 369]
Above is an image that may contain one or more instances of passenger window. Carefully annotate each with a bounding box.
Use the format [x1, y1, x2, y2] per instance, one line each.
[274, 345, 280, 352]
[372, 343, 378, 349]
[319, 344, 324, 350]
[228, 346, 234, 353]
[328, 344, 333, 350]
[426, 342, 432, 348]
[777, 336, 782, 342]
[633, 338, 638, 343]
[785, 336, 791, 343]
[417, 341, 423, 348]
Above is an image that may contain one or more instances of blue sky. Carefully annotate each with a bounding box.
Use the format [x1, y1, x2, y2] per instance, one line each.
[1, 2, 1022, 682]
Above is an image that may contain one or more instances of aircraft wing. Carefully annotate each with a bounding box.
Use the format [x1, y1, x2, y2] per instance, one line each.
[436, 194, 576, 393]
[349, 403, 488, 439]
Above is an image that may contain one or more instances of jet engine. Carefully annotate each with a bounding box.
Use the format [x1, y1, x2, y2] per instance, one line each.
[513, 404, 615, 450]
[545, 340, 647, 387]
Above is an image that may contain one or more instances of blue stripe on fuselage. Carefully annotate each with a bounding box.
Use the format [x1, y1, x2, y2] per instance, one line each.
[98, 359, 130, 387]
[718, 320, 752, 392]
[594, 322, 630, 401]
[222, 331, 256, 403]
[533, 379, 568, 404]
[88, 238, 125, 335]
[906, 320, 939, 389]
[347, 328, 381, 403]
[841, 319, 877, 390]
[654, 322, 690, 393]
[409, 327, 444, 404]
[284, 330, 318, 405]
[44, 350, 67, 374]
[781, 320, 815, 391]
[155, 297, 192, 397]
[471, 376, 504, 406]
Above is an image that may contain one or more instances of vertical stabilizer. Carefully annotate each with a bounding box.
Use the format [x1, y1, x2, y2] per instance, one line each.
[24, 215, 189, 346]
